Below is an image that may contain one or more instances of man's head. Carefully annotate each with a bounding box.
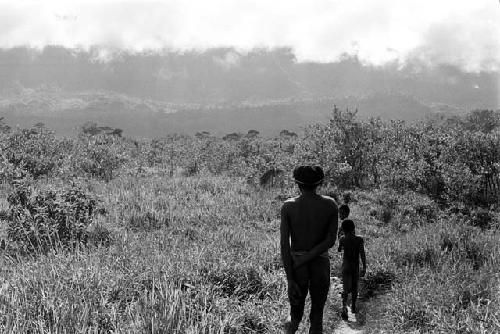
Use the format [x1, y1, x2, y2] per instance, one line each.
[341, 219, 355, 234]
[293, 165, 324, 191]
[339, 204, 350, 220]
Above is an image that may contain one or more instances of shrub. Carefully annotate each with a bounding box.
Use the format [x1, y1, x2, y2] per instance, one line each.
[469, 208, 494, 230]
[2, 126, 70, 179]
[71, 134, 128, 181]
[6, 183, 98, 253]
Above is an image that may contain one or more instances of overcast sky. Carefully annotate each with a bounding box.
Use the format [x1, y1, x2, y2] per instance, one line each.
[0, 0, 499, 72]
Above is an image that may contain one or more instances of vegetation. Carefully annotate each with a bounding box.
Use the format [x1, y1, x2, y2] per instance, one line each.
[0, 109, 499, 333]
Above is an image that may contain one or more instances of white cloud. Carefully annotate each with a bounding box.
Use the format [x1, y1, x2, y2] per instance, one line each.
[0, 0, 498, 72]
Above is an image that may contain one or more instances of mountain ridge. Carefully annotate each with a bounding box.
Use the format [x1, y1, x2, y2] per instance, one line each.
[0, 46, 497, 137]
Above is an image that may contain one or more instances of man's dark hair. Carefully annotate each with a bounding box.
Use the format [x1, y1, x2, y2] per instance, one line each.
[293, 166, 324, 190]
[341, 219, 355, 233]
[339, 204, 350, 219]
[297, 183, 318, 191]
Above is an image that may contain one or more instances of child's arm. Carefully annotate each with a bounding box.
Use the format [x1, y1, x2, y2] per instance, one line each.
[360, 238, 366, 277]
[293, 209, 338, 269]
[337, 236, 344, 252]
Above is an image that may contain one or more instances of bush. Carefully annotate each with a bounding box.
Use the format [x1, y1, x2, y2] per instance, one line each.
[71, 134, 128, 181]
[6, 183, 98, 253]
[469, 208, 494, 230]
[2, 126, 70, 179]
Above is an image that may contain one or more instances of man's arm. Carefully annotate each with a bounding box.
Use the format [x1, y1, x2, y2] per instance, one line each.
[280, 203, 302, 302]
[280, 203, 293, 281]
[360, 238, 367, 277]
[293, 205, 338, 269]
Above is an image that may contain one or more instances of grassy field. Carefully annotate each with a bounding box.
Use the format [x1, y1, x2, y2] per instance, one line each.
[0, 174, 499, 333]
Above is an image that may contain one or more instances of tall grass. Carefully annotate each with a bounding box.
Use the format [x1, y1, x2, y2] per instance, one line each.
[0, 175, 499, 333]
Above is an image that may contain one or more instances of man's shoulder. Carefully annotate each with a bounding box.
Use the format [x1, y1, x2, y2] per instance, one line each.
[320, 194, 337, 202]
[283, 196, 299, 203]
[320, 195, 338, 208]
[281, 196, 299, 209]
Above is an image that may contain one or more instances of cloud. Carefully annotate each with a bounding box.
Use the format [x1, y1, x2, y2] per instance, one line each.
[213, 51, 241, 70]
[0, 0, 498, 72]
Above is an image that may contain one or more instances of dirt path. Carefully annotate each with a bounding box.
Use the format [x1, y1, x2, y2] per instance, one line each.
[329, 276, 366, 334]
[281, 276, 369, 333]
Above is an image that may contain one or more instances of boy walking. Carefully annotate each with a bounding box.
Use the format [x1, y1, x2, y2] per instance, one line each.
[337, 219, 366, 318]
[281, 166, 338, 334]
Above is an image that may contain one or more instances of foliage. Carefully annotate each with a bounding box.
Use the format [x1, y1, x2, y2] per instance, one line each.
[0, 109, 499, 333]
[6, 182, 98, 253]
[71, 133, 129, 181]
[1, 125, 70, 179]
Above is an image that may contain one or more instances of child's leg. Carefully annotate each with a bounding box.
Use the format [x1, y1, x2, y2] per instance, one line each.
[341, 273, 352, 306]
[351, 273, 359, 313]
[341, 272, 351, 319]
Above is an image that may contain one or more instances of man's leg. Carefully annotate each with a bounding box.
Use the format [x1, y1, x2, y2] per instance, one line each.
[288, 265, 309, 333]
[308, 257, 330, 334]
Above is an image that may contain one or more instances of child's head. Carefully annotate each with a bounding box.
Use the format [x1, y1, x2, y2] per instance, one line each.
[341, 219, 355, 234]
[342, 193, 351, 204]
[339, 204, 350, 220]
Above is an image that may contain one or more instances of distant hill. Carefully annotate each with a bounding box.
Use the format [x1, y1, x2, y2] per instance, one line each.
[0, 47, 497, 137]
[0, 86, 433, 137]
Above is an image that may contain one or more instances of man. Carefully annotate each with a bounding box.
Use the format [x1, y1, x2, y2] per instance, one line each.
[281, 166, 338, 334]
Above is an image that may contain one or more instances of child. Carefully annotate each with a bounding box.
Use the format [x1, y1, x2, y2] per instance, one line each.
[337, 204, 350, 239]
[281, 166, 338, 334]
[337, 219, 366, 319]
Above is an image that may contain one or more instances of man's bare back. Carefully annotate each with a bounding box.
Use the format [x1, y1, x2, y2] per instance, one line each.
[280, 165, 338, 333]
[282, 194, 338, 252]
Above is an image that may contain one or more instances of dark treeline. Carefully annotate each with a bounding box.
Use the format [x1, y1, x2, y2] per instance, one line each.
[1, 108, 499, 208]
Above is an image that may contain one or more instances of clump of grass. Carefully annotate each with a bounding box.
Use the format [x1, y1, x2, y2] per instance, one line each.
[5, 182, 98, 254]
[463, 238, 488, 270]
[262, 254, 282, 272]
[236, 313, 268, 334]
[127, 211, 169, 232]
[394, 247, 438, 269]
[360, 270, 396, 299]
[439, 224, 491, 270]
[205, 267, 264, 300]
[85, 223, 114, 247]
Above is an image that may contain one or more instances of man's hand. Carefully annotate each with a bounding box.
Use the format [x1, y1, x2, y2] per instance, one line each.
[292, 254, 305, 269]
[288, 279, 302, 304]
